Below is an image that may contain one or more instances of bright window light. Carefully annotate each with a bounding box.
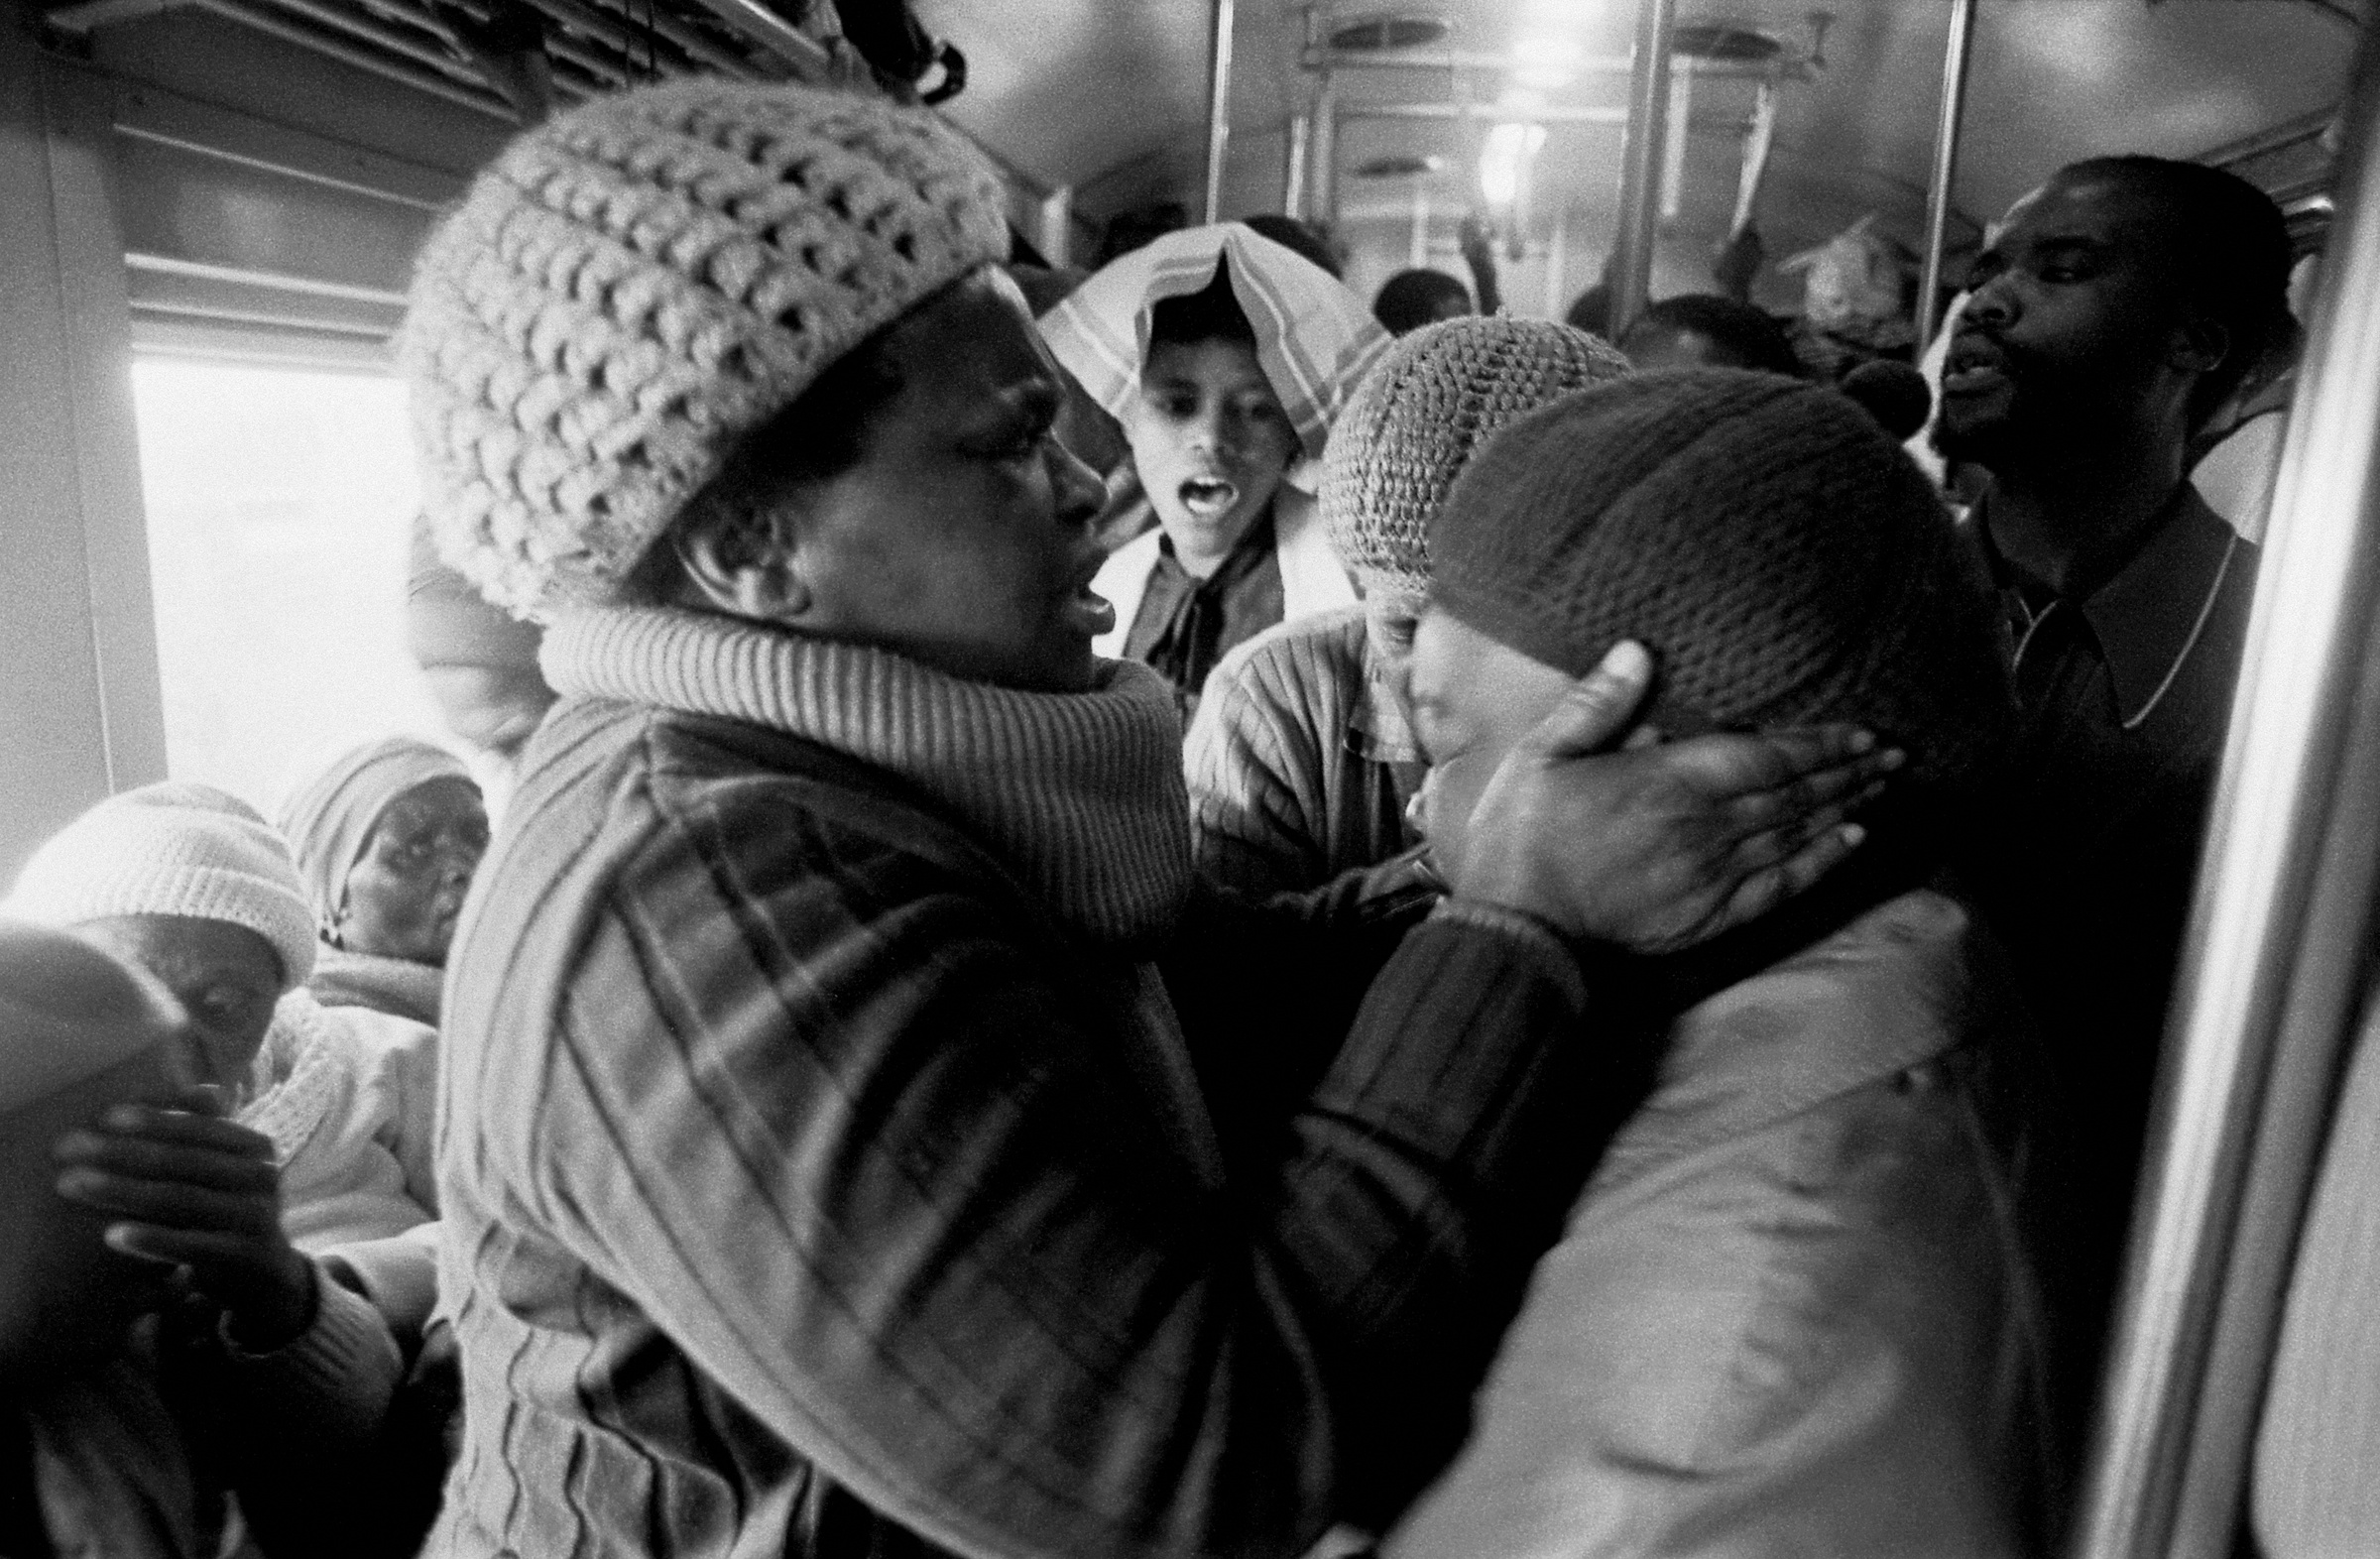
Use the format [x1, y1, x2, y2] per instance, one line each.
[1512, 36, 1583, 90]
[130, 358, 450, 816]
[1480, 120, 1550, 206]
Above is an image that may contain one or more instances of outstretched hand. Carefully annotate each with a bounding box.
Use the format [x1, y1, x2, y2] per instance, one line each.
[53, 1086, 314, 1352]
[1452, 642, 1901, 953]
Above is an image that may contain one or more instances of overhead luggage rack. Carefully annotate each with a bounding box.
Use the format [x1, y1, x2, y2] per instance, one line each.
[43, 0, 873, 118]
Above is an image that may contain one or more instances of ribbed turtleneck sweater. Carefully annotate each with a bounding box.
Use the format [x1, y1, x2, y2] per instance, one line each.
[539, 607, 1196, 945]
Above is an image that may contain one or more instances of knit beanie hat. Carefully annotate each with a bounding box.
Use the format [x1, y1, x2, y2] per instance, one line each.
[1323, 316, 1632, 596]
[3, 783, 317, 990]
[401, 78, 1012, 619]
[0, 920, 182, 1115]
[1430, 368, 2013, 789]
[276, 737, 476, 937]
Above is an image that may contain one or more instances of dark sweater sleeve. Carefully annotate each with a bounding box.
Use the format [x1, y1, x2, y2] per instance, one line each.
[531, 818, 1645, 1559]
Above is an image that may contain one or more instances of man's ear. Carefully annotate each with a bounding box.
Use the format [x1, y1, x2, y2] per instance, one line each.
[2171, 310, 2231, 378]
[674, 505, 814, 622]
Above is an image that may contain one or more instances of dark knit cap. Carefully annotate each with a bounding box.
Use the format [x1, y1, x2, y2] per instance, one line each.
[1429, 368, 2012, 789]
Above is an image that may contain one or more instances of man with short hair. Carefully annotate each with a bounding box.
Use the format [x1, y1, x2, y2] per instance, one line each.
[1936, 154, 2299, 1369]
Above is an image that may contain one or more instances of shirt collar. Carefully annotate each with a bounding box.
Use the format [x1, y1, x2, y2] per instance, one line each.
[1151, 512, 1278, 599]
[1974, 483, 2247, 726]
[1347, 663, 1421, 766]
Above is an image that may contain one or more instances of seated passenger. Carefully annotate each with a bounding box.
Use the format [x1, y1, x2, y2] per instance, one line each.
[1372, 268, 1473, 335]
[0, 920, 406, 1558]
[1039, 222, 1386, 718]
[398, 80, 1897, 1557]
[5, 783, 440, 1341]
[1618, 293, 1806, 378]
[278, 736, 489, 1026]
[1187, 316, 1631, 896]
[1383, 371, 2056, 1557]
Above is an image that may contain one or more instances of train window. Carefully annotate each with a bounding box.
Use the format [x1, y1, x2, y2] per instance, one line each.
[129, 356, 445, 812]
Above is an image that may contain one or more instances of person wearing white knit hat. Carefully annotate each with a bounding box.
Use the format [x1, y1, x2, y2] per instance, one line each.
[7, 783, 441, 1361]
[0, 919, 415, 1558]
[6, 781, 315, 1096]
[400, 75, 1900, 1559]
[278, 735, 487, 1027]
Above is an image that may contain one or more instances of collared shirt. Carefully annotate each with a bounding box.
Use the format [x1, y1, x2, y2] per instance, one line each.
[1123, 515, 1285, 719]
[1961, 481, 2257, 1365]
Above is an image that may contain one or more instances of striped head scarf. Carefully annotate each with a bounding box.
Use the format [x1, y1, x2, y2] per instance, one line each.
[1036, 224, 1389, 465]
[276, 737, 475, 938]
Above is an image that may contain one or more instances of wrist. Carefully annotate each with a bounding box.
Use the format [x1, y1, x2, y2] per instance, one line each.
[222, 1255, 318, 1355]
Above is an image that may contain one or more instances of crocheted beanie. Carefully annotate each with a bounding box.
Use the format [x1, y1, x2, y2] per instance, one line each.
[0, 920, 181, 1116]
[276, 737, 477, 936]
[402, 78, 1012, 618]
[1430, 368, 2012, 788]
[1323, 316, 1631, 596]
[4, 782, 317, 990]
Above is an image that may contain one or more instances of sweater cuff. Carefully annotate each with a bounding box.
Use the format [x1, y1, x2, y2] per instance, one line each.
[218, 1262, 403, 1438]
[1429, 898, 1588, 1011]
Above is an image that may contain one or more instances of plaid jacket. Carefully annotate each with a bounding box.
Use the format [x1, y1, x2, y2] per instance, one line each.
[427, 693, 1650, 1559]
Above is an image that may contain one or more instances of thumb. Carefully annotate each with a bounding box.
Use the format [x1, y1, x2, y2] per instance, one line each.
[1518, 641, 1656, 760]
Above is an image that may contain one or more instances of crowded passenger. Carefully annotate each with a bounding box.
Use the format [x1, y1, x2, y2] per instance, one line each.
[1938, 154, 2299, 1367]
[278, 736, 487, 1028]
[407, 514, 557, 777]
[5, 782, 441, 1338]
[1378, 370, 2057, 1557]
[0, 921, 413, 1559]
[396, 78, 1900, 1557]
[1188, 315, 1631, 896]
[1240, 212, 1345, 278]
[1617, 293, 1807, 377]
[1372, 268, 1473, 334]
[1039, 221, 1386, 717]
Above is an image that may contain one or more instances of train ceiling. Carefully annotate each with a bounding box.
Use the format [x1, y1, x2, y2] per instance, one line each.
[40, 0, 2368, 280]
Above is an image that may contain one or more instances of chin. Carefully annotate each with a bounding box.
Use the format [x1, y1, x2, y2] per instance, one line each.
[1932, 411, 2008, 469]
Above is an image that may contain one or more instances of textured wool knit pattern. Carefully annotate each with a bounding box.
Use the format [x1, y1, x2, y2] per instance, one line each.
[1430, 368, 2014, 790]
[4, 781, 317, 991]
[1322, 316, 1631, 595]
[540, 608, 1196, 944]
[401, 80, 1012, 618]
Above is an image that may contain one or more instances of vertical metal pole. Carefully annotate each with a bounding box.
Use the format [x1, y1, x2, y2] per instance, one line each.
[1545, 204, 1569, 319]
[1409, 184, 1430, 269]
[2070, 31, 2380, 1559]
[1608, 0, 1676, 337]
[1035, 186, 1072, 270]
[1202, 0, 1237, 224]
[1914, 0, 1977, 353]
[1312, 73, 1340, 226]
[1659, 59, 1692, 222]
[1285, 110, 1311, 218]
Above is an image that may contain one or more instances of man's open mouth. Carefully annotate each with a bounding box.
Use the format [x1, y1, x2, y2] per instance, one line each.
[1178, 477, 1240, 521]
[1942, 340, 2010, 397]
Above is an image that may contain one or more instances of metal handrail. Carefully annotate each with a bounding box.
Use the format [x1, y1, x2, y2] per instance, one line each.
[2070, 29, 2380, 1559]
[1201, 0, 1235, 224]
[1914, 0, 1976, 354]
[1607, 0, 1676, 336]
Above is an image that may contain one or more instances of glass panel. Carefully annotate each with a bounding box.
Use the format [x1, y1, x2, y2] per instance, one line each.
[129, 357, 450, 813]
